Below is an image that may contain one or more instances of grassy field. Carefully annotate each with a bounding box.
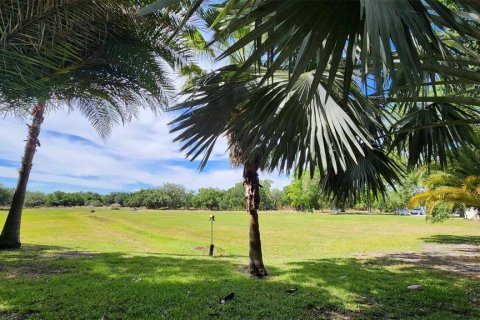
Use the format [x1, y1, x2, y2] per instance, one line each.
[0, 208, 479, 319]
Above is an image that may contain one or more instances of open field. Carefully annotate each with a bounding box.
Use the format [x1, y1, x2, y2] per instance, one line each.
[0, 209, 479, 319]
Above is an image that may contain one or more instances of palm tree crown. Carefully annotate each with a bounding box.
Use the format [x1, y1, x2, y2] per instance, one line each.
[410, 173, 480, 218]
[158, 0, 480, 201]
[0, 0, 189, 134]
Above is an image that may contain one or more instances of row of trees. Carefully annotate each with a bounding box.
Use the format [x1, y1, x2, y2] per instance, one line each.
[0, 187, 105, 208]
[0, 166, 465, 214]
[2, 129, 479, 214]
[0, 181, 283, 210]
[123, 181, 282, 210]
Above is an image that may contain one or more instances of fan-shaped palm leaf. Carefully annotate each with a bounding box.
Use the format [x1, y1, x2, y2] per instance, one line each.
[143, 0, 479, 99]
[321, 146, 402, 204]
[171, 66, 365, 170]
[389, 102, 478, 168]
[169, 65, 401, 200]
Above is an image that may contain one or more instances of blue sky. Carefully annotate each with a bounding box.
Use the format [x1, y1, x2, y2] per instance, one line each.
[0, 109, 290, 194]
[0, 30, 291, 194]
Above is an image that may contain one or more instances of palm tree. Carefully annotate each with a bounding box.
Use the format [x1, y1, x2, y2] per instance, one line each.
[150, 1, 480, 173]
[228, 139, 267, 275]
[409, 128, 480, 219]
[176, 18, 270, 275]
[409, 173, 480, 218]
[153, 0, 480, 274]
[169, 65, 409, 275]
[0, 0, 188, 249]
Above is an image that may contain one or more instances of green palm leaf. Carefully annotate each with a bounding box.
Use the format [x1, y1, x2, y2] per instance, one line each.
[169, 65, 398, 202]
[409, 174, 480, 217]
[143, 0, 479, 98]
[0, 0, 189, 137]
[389, 102, 478, 168]
[321, 146, 402, 204]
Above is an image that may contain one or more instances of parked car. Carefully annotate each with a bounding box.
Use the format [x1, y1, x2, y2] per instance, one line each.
[410, 207, 425, 215]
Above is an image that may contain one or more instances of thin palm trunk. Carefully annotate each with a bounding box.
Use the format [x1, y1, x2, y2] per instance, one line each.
[0, 103, 45, 249]
[243, 160, 267, 277]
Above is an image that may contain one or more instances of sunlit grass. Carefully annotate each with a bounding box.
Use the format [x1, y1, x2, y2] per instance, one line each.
[0, 209, 478, 319]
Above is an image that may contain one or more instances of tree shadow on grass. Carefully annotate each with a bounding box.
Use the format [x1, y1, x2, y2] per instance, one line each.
[0, 245, 478, 320]
[422, 235, 480, 246]
[284, 257, 479, 320]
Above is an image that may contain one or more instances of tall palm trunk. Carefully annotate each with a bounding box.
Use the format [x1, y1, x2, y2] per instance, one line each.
[0, 103, 45, 249]
[243, 160, 267, 277]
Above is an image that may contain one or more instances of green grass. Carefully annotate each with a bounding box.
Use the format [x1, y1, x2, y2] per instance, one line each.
[0, 208, 479, 319]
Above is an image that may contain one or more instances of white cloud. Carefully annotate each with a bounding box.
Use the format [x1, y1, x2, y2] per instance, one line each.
[0, 109, 290, 192]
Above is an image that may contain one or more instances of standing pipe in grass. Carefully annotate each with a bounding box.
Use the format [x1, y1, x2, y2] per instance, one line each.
[209, 214, 215, 256]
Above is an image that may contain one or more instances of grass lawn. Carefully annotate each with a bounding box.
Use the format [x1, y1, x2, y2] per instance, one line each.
[0, 208, 479, 319]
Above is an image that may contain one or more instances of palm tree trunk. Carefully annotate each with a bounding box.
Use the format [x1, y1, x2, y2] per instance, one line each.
[0, 103, 45, 249]
[243, 161, 267, 277]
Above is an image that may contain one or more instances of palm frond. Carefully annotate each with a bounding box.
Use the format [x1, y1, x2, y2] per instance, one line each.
[465, 175, 480, 195]
[422, 172, 463, 189]
[409, 174, 480, 217]
[169, 65, 398, 200]
[1, 0, 191, 137]
[389, 102, 478, 168]
[215, 0, 479, 97]
[321, 146, 403, 204]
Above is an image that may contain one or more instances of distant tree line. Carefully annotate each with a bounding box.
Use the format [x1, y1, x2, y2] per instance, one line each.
[3, 130, 479, 213]
[0, 181, 285, 210]
[2, 157, 473, 213]
[0, 175, 424, 212]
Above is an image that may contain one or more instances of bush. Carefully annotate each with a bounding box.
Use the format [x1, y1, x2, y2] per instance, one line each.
[0, 185, 13, 206]
[24, 191, 47, 207]
[354, 203, 367, 211]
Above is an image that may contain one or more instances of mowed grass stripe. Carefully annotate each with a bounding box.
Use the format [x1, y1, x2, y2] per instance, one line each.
[84, 213, 208, 255]
[6, 209, 479, 260]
